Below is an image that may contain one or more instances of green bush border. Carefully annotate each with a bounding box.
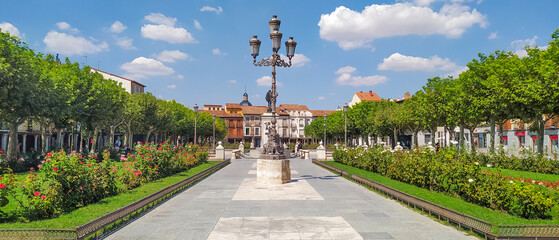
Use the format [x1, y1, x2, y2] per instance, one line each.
[0, 160, 227, 237]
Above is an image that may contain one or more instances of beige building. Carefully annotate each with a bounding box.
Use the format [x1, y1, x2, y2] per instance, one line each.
[91, 68, 146, 94]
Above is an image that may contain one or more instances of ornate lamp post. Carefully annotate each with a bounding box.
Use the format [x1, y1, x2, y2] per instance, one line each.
[344, 103, 348, 148]
[212, 114, 216, 149]
[323, 115, 327, 147]
[193, 104, 198, 144]
[250, 15, 296, 184]
[249, 15, 296, 158]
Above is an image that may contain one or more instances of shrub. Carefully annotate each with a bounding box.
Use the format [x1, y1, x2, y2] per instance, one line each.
[334, 147, 556, 219]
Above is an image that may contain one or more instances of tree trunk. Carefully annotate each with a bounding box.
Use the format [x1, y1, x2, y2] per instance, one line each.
[537, 116, 546, 155]
[459, 124, 465, 151]
[412, 130, 418, 148]
[80, 129, 85, 153]
[393, 128, 398, 148]
[109, 126, 116, 149]
[40, 122, 49, 155]
[57, 128, 64, 151]
[469, 128, 476, 152]
[489, 116, 496, 154]
[90, 127, 100, 154]
[430, 127, 437, 147]
[145, 128, 155, 144]
[7, 119, 19, 159]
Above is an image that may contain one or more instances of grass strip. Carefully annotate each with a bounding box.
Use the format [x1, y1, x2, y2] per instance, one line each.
[482, 167, 559, 183]
[0, 161, 220, 229]
[323, 161, 559, 225]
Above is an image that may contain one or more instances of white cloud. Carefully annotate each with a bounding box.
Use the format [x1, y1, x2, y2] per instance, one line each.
[511, 36, 538, 50]
[443, 66, 468, 78]
[43, 31, 109, 56]
[280, 53, 310, 67]
[115, 36, 136, 50]
[318, 96, 326, 100]
[414, 0, 479, 7]
[511, 36, 540, 58]
[56, 22, 78, 32]
[141, 13, 196, 44]
[335, 66, 388, 86]
[120, 57, 174, 79]
[145, 13, 177, 26]
[229, 80, 238, 84]
[173, 74, 184, 80]
[335, 66, 356, 75]
[200, 6, 223, 14]
[378, 53, 461, 72]
[194, 20, 202, 30]
[156, 50, 189, 62]
[488, 31, 498, 39]
[141, 24, 196, 44]
[167, 84, 177, 89]
[318, 3, 487, 50]
[212, 48, 227, 55]
[110, 21, 127, 33]
[256, 76, 283, 87]
[0, 22, 21, 38]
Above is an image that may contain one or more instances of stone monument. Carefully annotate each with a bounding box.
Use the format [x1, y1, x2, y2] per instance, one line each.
[249, 15, 297, 185]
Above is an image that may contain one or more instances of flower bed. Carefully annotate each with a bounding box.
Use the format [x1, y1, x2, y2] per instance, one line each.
[333, 147, 556, 219]
[0, 141, 207, 223]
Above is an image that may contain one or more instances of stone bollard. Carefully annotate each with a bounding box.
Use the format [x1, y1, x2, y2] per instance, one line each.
[215, 141, 225, 161]
[283, 143, 290, 158]
[317, 141, 326, 161]
[394, 142, 403, 151]
[302, 150, 310, 159]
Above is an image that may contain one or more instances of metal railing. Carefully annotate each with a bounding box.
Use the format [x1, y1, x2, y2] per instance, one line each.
[0, 160, 230, 240]
[312, 160, 559, 240]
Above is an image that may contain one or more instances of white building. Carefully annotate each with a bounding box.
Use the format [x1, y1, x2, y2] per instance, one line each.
[91, 68, 145, 94]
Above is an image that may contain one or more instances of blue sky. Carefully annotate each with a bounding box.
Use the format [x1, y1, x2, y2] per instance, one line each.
[1, 0, 558, 110]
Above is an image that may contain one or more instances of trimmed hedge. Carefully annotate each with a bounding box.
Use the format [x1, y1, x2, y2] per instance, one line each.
[333, 147, 556, 219]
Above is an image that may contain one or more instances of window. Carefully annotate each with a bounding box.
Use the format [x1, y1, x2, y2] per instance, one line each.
[425, 134, 431, 145]
[255, 117, 260, 121]
[245, 127, 250, 136]
[255, 128, 260, 136]
[552, 139, 558, 154]
[518, 136, 525, 147]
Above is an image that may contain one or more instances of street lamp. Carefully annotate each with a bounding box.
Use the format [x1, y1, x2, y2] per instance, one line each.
[212, 114, 216, 150]
[193, 104, 198, 144]
[323, 115, 327, 147]
[344, 103, 348, 148]
[249, 15, 297, 157]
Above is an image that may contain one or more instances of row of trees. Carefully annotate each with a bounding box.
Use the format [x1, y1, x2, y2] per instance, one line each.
[306, 28, 559, 155]
[0, 31, 227, 159]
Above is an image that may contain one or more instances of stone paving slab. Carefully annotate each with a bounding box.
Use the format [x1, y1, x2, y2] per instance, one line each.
[105, 159, 477, 240]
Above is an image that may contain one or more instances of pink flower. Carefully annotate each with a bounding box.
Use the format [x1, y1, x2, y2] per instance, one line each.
[155, 165, 159, 169]
[53, 167, 58, 171]
[21, 185, 25, 188]
[0, 184, 5, 189]
[80, 162, 84, 165]
[118, 178, 122, 181]
[79, 186, 83, 190]
[45, 153, 52, 158]
[93, 155, 98, 158]
[38, 165, 42, 169]
[114, 170, 117, 173]
[41, 195, 46, 200]
[88, 163, 92, 167]
[34, 191, 40, 196]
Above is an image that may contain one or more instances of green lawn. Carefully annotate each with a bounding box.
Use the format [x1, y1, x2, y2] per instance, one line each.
[482, 167, 559, 183]
[0, 161, 221, 229]
[323, 161, 559, 225]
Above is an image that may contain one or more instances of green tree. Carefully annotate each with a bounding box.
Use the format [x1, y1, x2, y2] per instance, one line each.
[0, 31, 41, 158]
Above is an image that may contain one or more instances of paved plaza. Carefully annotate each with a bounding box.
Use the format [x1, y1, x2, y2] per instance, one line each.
[105, 158, 477, 240]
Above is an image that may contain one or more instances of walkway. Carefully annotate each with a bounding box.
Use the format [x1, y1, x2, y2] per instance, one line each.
[105, 159, 477, 240]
